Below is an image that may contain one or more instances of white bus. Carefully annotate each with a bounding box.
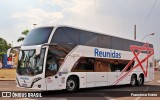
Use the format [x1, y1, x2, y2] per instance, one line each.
[8, 25, 154, 92]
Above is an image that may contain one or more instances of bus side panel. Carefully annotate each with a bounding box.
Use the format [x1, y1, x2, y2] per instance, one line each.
[87, 72, 107, 87]
[145, 56, 154, 82]
[117, 72, 127, 85]
[75, 72, 87, 88]
[107, 72, 118, 86]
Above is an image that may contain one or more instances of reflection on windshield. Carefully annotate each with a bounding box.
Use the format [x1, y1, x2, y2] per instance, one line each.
[17, 49, 45, 76]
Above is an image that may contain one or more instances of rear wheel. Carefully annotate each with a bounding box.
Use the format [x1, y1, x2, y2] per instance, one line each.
[66, 77, 78, 92]
[137, 75, 144, 86]
[130, 75, 137, 86]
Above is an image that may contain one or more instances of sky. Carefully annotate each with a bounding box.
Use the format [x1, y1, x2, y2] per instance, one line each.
[0, 0, 160, 58]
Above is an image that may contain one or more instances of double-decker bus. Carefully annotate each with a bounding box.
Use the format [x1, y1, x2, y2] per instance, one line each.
[8, 25, 154, 92]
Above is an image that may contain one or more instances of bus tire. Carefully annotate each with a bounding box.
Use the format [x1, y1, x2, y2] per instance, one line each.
[130, 75, 137, 86]
[137, 74, 144, 86]
[66, 76, 78, 92]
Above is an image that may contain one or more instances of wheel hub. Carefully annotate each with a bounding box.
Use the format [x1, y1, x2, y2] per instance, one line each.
[67, 80, 75, 90]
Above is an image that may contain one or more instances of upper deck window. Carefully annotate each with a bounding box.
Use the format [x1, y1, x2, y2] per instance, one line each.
[22, 27, 53, 46]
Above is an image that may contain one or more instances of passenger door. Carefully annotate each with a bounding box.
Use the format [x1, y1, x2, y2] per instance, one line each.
[45, 46, 66, 90]
[45, 74, 59, 90]
[45, 56, 59, 90]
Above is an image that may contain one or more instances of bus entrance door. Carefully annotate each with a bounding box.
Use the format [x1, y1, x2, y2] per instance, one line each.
[45, 75, 59, 90]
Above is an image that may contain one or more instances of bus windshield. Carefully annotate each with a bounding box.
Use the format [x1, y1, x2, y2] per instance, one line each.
[17, 49, 46, 76]
[22, 27, 53, 46]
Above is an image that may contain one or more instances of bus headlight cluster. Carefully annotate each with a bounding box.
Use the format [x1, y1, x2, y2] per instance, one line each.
[33, 77, 42, 83]
[31, 77, 42, 88]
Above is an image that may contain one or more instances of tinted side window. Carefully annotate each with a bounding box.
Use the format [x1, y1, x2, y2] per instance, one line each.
[72, 57, 132, 72]
[80, 31, 98, 47]
[72, 58, 95, 72]
[51, 27, 80, 52]
[126, 61, 135, 71]
[51, 27, 79, 45]
[98, 35, 111, 48]
[112, 37, 125, 50]
[94, 59, 111, 72]
[95, 58, 131, 72]
[124, 40, 148, 53]
[110, 59, 131, 72]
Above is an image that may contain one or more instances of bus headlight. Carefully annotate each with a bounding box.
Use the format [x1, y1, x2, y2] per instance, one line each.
[31, 77, 42, 88]
[33, 77, 42, 83]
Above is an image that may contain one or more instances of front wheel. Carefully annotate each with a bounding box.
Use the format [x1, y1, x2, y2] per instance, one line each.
[130, 75, 137, 86]
[66, 77, 78, 92]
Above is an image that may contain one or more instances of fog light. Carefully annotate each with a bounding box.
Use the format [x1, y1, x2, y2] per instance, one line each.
[38, 85, 41, 88]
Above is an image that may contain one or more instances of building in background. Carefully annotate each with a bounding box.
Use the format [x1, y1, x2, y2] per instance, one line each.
[154, 59, 160, 71]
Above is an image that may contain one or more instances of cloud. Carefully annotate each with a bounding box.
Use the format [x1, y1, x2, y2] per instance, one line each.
[12, 8, 64, 27]
[11, 0, 140, 38]
[39, 0, 73, 7]
[9, 0, 160, 58]
[11, 0, 159, 39]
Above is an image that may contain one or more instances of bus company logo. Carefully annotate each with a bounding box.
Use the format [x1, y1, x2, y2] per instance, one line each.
[2, 92, 11, 97]
[20, 77, 29, 80]
[94, 48, 121, 58]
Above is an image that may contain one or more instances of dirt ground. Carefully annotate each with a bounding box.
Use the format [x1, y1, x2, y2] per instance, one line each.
[0, 69, 16, 80]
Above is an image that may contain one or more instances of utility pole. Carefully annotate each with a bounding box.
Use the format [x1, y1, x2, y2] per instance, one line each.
[134, 25, 136, 40]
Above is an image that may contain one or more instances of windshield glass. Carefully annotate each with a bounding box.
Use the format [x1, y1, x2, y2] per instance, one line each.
[17, 49, 45, 76]
[22, 27, 53, 46]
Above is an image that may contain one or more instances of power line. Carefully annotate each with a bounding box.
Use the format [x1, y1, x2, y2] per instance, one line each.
[139, 0, 158, 34]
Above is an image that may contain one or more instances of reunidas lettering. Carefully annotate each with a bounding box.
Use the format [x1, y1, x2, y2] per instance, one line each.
[94, 48, 121, 58]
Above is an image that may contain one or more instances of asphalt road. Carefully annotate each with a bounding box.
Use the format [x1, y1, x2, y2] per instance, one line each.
[0, 71, 160, 100]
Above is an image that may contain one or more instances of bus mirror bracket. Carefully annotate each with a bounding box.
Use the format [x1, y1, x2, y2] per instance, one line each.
[7, 46, 21, 57]
[35, 45, 42, 56]
[7, 48, 12, 57]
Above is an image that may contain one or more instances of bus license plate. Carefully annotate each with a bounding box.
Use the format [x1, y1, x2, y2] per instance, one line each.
[22, 83, 27, 87]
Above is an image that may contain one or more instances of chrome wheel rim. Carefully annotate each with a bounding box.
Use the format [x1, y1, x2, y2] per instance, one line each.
[131, 77, 135, 85]
[139, 77, 142, 84]
[67, 79, 75, 90]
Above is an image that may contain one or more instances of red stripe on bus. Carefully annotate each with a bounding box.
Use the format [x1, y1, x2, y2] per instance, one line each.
[113, 43, 154, 85]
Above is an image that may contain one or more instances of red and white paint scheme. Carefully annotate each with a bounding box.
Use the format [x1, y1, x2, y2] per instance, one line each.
[8, 25, 154, 91]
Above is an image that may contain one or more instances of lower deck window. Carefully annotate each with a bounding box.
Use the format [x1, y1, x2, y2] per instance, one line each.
[72, 57, 134, 72]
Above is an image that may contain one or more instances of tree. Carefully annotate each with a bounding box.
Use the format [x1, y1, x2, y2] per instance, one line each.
[0, 37, 11, 61]
[17, 29, 29, 42]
